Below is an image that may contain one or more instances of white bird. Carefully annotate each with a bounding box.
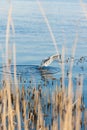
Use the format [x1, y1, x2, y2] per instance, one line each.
[41, 54, 61, 67]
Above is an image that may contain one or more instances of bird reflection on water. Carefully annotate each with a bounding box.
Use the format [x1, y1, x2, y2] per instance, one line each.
[0, 64, 60, 88]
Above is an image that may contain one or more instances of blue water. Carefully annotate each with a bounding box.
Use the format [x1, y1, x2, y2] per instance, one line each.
[0, 0, 87, 65]
[0, 0, 87, 87]
[0, 0, 87, 92]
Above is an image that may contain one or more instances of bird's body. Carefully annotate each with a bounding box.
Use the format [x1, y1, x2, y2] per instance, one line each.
[41, 54, 61, 67]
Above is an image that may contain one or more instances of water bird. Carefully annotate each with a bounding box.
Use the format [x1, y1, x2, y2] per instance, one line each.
[41, 54, 61, 67]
